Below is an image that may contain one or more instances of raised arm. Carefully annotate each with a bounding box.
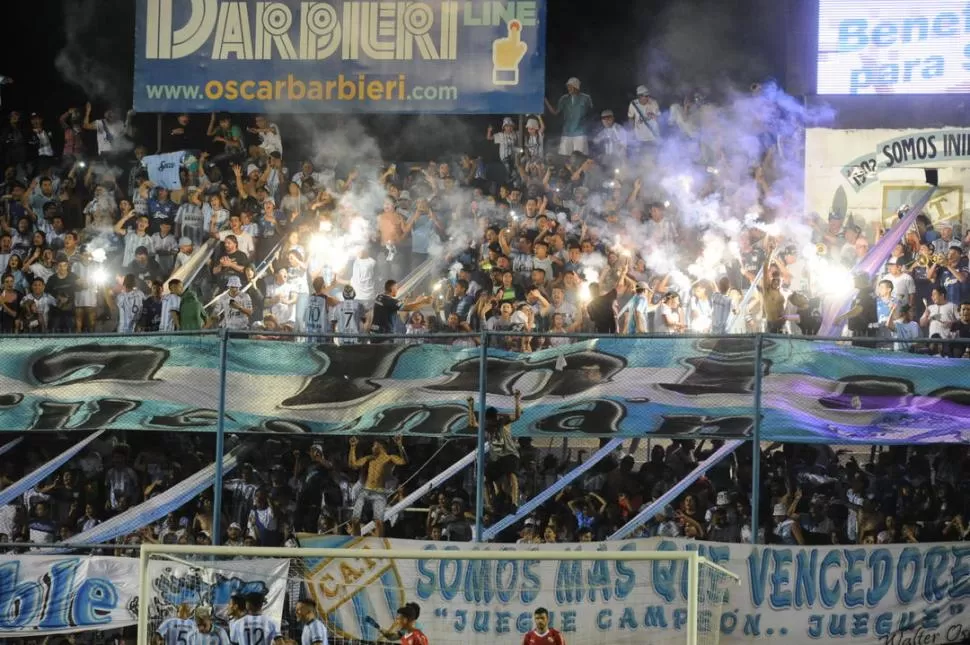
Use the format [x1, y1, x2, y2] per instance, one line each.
[82, 103, 96, 131]
[510, 389, 522, 422]
[206, 112, 218, 137]
[348, 437, 369, 468]
[388, 435, 408, 466]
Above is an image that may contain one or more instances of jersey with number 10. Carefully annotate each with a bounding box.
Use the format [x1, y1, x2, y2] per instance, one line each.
[305, 294, 330, 336]
[229, 615, 281, 645]
[331, 299, 366, 342]
[157, 617, 195, 645]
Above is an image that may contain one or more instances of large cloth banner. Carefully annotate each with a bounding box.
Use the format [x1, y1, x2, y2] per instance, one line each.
[145, 557, 289, 631]
[299, 536, 970, 645]
[134, 0, 547, 113]
[0, 555, 288, 636]
[0, 335, 969, 442]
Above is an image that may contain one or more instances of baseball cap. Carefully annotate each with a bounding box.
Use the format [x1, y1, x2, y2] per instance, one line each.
[502, 117, 514, 127]
[636, 85, 649, 96]
[773, 503, 787, 517]
[229, 522, 241, 530]
[601, 109, 614, 118]
[246, 164, 260, 175]
[398, 190, 411, 201]
[566, 77, 581, 89]
[885, 257, 897, 266]
[179, 237, 193, 247]
[226, 276, 242, 288]
[526, 118, 539, 129]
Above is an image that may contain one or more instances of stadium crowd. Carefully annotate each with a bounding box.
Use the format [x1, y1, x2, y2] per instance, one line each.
[3, 432, 970, 554]
[0, 83, 967, 344]
[1, 78, 970, 563]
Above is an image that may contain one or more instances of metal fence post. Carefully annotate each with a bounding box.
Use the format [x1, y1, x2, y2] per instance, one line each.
[474, 330, 488, 542]
[751, 333, 764, 544]
[212, 328, 230, 546]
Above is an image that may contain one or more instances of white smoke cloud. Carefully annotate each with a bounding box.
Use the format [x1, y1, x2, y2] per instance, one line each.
[54, 0, 133, 110]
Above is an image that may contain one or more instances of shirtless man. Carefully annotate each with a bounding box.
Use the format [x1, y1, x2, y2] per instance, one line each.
[378, 197, 412, 281]
[349, 435, 407, 537]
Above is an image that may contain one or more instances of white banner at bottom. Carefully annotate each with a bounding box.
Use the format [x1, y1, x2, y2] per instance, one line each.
[0, 555, 288, 636]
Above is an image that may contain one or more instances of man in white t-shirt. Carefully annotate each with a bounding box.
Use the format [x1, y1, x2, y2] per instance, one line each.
[249, 115, 283, 156]
[82, 103, 127, 158]
[920, 286, 958, 339]
[883, 258, 916, 309]
[266, 268, 298, 325]
[350, 247, 377, 306]
[627, 85, 660, 148]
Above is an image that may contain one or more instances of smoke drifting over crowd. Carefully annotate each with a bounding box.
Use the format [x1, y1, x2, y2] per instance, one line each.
[44, 0, 842, 324]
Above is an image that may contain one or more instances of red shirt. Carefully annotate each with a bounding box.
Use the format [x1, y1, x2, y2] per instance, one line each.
[402, 630, 429, 645]
[523, 629, 565, 645]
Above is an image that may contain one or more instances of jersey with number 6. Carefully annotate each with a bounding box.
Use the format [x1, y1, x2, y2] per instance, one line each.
[116, 289, 146, 333]
[304, 294, 330, 336]
[230, 615, 281, 645]
[331, 299, 367, 343]
[157, 617, 195, 645]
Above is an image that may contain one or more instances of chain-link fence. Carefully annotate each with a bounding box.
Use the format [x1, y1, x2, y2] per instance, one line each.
[0, 332, 968, 555]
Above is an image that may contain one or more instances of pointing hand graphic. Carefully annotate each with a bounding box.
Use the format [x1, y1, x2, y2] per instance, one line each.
[492, 20, 528, 86]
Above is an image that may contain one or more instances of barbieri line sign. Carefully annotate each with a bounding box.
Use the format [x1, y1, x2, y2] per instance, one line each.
[134, 0, 547, 113]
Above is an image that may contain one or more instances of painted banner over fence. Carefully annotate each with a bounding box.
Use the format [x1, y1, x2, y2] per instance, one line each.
[133, 0, 547, 113]
[0, 554, 287, 636]
[1, 335, 969, 442]
[300, 536, 970, 645]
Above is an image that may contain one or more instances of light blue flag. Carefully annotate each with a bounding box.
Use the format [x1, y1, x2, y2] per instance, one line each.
[0, 431, 104, 507]
[62, 445, 244, 546]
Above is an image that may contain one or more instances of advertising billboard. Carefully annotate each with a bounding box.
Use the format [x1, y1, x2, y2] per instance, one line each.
[133, 0, 546, 113]
[817, 0, 970, 95]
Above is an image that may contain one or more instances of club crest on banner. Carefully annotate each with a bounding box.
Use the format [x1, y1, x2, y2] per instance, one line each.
[306, 537, 406, 641]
